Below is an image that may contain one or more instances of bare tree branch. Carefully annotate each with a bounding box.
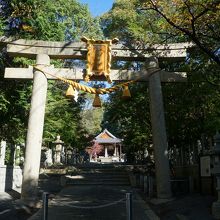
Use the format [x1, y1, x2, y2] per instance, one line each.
[139, 0, 220, 65]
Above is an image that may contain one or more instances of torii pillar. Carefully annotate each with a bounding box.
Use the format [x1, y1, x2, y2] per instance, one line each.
[21, 54, 49, 203]
[147, 57, 172, 199]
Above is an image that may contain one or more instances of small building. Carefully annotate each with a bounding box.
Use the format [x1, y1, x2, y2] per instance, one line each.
[90, 129, 123, 163]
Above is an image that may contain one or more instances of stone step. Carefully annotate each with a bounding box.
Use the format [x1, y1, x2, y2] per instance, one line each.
[71, 170, 128, 176]
[65, 172, 130, 186]
[38, 164, 131, 189]
[39, 174, 129, 181]
[75, 168, 127, 172]
[65, 180, 130, 186]
[67, 178, 130, 182]
[65, 165, 130, 185]
[70, 172, 128, 177]
[66, 177, 129, 182]
[39, 176, 130, 185]
[65, 175, 129, 181]
[66, 182, 130, 186]
[74, 163, 124, 168]
[74, 168, 126, 173]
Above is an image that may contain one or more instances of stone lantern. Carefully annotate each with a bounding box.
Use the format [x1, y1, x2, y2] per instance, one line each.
[53, 135, 64, 164]
[212, 132, 220, 219]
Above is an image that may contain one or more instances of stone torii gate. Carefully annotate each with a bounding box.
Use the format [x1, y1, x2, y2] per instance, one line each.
[0, 37, 191, 203]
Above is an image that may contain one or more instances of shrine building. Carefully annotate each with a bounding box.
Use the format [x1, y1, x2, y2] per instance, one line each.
[91, 129, 123, 163]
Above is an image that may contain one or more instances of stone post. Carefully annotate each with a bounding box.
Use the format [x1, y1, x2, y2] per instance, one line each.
[212, 174, 220, 218]
[53, 135, 64, 164]
[117, 146, 119, 157]
[105, 146, 108, 158]
[14, 145, 21, 166]
[45, 148, 53, 167]
[114, 145, 117, 156]
[144, 175, 148, 194]
[148, 57, 172, 199]
[0, 141, 6, 165]
[119, 144, 122, 161]
[212, 132, 220, 219]
[21, 54, 49, 203]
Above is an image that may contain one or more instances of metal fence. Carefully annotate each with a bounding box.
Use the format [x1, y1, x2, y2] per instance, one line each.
[42, 192, 133, 220]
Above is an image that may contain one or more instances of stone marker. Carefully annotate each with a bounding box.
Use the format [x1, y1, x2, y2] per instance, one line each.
[53, 135, 64, 164]
[0, 141, 6, 165]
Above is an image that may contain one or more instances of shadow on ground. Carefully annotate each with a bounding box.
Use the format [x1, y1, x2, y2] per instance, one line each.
[148, 194, 215, 220]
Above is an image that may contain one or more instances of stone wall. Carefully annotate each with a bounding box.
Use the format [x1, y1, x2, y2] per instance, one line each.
[0, 165, 23, 192]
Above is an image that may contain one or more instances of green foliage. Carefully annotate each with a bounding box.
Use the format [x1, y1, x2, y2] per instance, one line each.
[4, 143, 15, 165]
[2, 0, 103, 40]
[102, 82, 151, 161]
[101, 0, 182, 44]
[44, 81, 86, 148]
[163, 70, 220, 149]
[100, 0, 220, 161]
[138, 0, 220, 64]
[0, 0, 103, 153]
[81, 107, 103, 136]
[101, 0, 154, 43]
[0, 79, 31, 143]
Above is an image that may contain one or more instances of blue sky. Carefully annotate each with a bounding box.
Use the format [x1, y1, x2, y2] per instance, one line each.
[79, 0, 114, 17]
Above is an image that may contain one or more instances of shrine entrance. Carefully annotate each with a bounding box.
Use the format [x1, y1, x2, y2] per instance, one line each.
[0, 36, 191, 203]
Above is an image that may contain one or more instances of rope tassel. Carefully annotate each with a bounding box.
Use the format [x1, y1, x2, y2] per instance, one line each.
[66, 85, 75, 98]
[93, 94, 102, 107]
[122, 85, 131, 99]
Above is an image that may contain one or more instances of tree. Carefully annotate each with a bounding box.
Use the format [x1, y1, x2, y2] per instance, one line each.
[81, 106, 104, 136]
[102, 82, 152, 162]
[100, 0, 220, 162]
[1, 0, 103, 40]
[163, 68, 220, 147]
[43, 82, 85, 146]
[90, 141, 103, 157]
[139, 0, 220, 65]
[101, 0, 156, 44]
[0, 0, 103, 148]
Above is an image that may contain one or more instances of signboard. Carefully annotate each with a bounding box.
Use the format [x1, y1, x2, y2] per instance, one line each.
[82, 37, 118, 83]
[200, 156, 211, 177]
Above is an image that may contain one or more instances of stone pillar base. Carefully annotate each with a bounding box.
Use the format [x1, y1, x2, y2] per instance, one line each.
[212, 201, 220, 219]
[16, 198, 42, 209]
[150, 197, 174, 205]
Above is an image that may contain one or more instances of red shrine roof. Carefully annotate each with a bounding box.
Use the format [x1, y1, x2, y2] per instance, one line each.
[94, 129, 122, 144]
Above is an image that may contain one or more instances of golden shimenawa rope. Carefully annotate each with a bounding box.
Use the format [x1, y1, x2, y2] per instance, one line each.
[33, 65, 136, 95]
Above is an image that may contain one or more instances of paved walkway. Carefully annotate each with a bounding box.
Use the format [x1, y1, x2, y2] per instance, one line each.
[0, 188, 217, 220]
[29, 185, 156, 220]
